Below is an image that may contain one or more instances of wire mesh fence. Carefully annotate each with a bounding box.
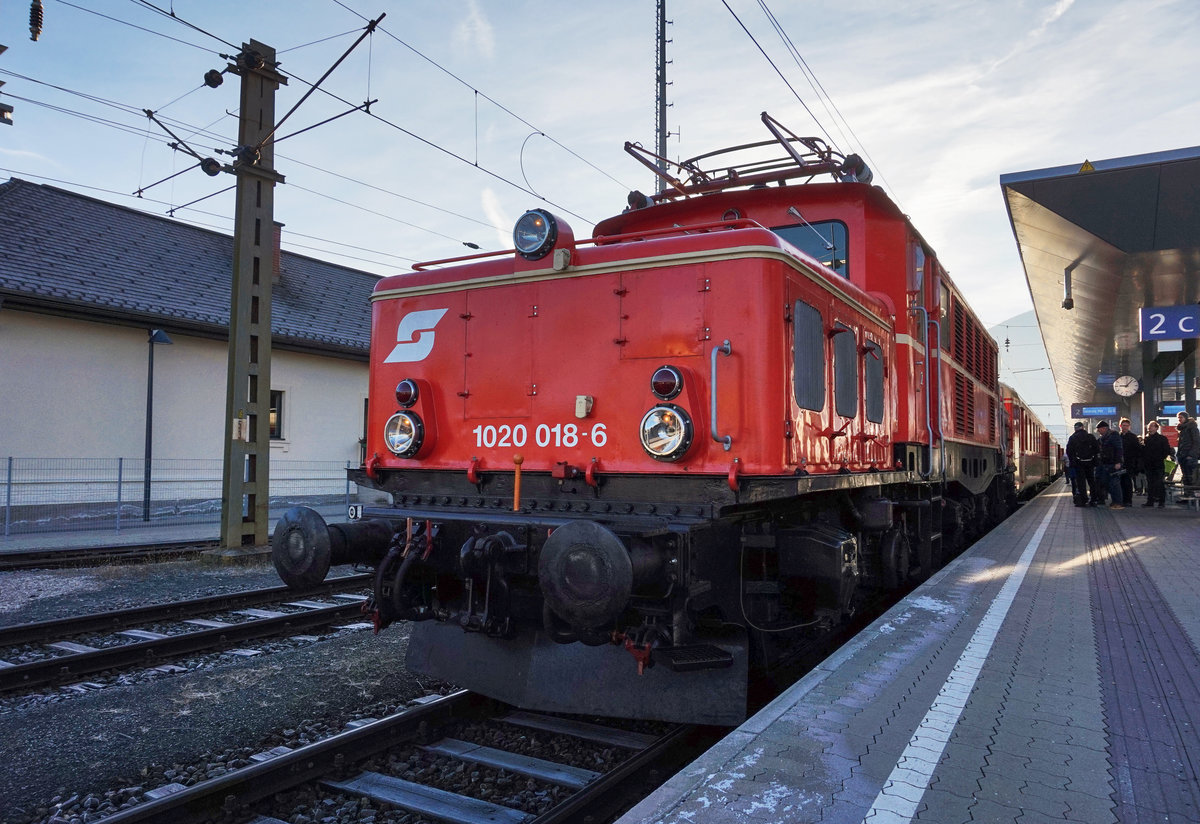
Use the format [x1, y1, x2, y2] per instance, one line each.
[2, 457, 365, 537]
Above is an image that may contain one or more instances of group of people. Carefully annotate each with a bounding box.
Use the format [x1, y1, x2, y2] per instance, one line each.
[1065, 411, 1199, 509]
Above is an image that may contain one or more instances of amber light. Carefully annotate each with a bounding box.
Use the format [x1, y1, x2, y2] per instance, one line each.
[395, 379, 419, 407]
[651, 365, 683, 401]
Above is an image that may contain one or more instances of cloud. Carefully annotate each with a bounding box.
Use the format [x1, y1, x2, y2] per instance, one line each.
[988, 0, 1076, 72]
[480, 187, 511, 250]
[0, 147, 53, 164]
[453, 0, 495, 61]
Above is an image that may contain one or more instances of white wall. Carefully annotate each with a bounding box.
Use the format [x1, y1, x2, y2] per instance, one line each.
[0, 309, 367, 464]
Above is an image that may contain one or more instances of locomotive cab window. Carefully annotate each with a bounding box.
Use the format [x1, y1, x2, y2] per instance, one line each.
[833, 323, 858, 419]
[864, 340, 884, 423]
[773, 220, 848, 278]
[793, 300, 825, 411]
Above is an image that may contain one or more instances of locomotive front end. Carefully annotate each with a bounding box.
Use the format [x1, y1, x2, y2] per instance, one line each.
[273, 207, 798, 724]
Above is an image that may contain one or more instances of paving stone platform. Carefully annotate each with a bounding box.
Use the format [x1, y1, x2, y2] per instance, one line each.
[618, 480, 1200, 823]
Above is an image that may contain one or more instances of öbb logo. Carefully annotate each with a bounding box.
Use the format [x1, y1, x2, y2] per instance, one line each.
[384, 308, 449, 363]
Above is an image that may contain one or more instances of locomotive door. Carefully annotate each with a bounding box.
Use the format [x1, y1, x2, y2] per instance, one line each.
[785, 277, 832, 472]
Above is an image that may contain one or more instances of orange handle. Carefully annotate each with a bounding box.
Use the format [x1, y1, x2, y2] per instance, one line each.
[512, 454, 524, 511]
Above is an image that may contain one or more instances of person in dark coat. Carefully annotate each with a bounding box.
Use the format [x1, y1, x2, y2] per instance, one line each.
[1095, 420, 1124, 508]
[1118, 417, 1142, 506]
[1177, 411, 1199, 486]
[1065, 421, 1100, 506]
[1142, 420, 1174, 507]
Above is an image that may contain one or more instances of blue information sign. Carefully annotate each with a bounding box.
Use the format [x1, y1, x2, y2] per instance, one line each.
[1070, 403, 1118, 418]
[1140, 305, 1200, 341]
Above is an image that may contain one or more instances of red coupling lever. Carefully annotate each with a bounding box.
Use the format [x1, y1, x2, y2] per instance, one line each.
[624, 637, 653, 676]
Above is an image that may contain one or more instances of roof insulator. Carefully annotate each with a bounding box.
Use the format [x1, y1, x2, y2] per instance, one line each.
[29, 0, 44, 42]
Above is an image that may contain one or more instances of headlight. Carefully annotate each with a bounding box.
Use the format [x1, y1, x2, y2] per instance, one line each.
[394, 378, 419, 408]
[383, 411, 425, 457]
[513, 209, 558, 260]
[650, 365, 683, 400]
[639, 405, 693, 462]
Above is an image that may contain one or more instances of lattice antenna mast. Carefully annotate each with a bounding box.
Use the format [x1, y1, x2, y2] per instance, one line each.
[654, 0, 673, 193]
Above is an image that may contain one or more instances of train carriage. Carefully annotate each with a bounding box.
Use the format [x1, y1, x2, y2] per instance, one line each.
[272, 115, 1021, 724]
[1002, 383, 1059, 499]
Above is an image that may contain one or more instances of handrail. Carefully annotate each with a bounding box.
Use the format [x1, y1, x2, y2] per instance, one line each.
[410, 219, 766, 271]
[711, 340, 733, 451]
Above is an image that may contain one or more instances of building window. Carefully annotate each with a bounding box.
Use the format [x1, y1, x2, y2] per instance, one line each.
[270, 390, 284, 439]
[773, 220, 849, 278]
[833, 324, 858, 419]
[793, 300, 825, 411]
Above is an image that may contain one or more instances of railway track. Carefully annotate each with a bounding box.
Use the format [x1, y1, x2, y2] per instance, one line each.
[0, 573, 372, 694]
[0, 539, 221, 571]
[88, 690, 723, 824]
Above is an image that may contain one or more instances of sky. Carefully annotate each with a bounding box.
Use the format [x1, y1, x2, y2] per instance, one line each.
[1, 0, 1197, 394]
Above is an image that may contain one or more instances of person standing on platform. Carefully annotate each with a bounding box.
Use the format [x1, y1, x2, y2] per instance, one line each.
[1177, 411, 1198, 486]
[1118, 418, 1142, 507]
[1095, 420, 1124, 509]
[1066, 421, 1099, 507]
[1142, 420, 1174, 508]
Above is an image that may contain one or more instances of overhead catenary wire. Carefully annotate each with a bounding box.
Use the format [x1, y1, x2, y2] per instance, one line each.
[753, 0, 896, 201]
[717, 0, 838, 150]
[127, 0, 241, 51]
[0, 167, 423, 272]
[26, 2, 624, 252]
[329, 0, 633, 194]
[4, 81, 497, 245]
[54, 0, 214, 53]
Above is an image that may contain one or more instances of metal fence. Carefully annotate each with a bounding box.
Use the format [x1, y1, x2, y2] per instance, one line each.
[2, 457, 364, 537]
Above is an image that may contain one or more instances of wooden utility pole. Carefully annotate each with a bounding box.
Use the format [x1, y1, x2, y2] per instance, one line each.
[220, 40, 286, 547]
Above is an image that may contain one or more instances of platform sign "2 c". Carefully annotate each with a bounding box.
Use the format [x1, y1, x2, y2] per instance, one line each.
[1139, 305, 1200, 341]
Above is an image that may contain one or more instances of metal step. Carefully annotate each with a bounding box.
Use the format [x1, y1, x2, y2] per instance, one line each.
[660, 644, 735, 672]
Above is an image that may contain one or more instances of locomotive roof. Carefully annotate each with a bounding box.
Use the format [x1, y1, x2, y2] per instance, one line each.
[0, 178, 379, 358]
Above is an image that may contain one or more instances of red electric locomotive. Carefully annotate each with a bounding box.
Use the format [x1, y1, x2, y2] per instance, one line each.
[272, 114, 1019, 724]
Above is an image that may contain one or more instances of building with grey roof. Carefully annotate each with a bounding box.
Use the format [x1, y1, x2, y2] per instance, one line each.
[0, 178, 386, 524]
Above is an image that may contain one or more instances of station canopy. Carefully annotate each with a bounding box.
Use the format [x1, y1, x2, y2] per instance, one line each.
[1001, 146, 1200, 424]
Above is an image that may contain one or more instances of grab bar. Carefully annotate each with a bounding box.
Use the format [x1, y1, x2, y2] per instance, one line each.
[711, 339, 733, 451]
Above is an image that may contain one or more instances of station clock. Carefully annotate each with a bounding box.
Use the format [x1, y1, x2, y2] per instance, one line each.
[1112, 375, 1140, 397]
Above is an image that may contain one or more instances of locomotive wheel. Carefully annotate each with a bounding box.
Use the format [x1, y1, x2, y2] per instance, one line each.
[539, 521, 633, 630]
[271, 506, 332, 589]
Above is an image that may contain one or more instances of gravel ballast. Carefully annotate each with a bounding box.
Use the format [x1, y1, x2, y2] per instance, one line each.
[0, 557, 442, 823]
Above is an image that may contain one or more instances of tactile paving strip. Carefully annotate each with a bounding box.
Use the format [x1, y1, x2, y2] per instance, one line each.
[1085, 515, 1200, 821]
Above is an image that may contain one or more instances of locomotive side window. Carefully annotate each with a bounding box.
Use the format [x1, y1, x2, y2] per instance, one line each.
[911, 244, 925, 292]
[793, 300, 825, 411]
[864, 340, 884, 423]
[833, 323, 858, 419]
[773, 220, 849, 278]
[939, 283, 952, 350]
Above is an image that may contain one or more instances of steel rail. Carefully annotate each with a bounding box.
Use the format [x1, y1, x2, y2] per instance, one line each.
[90, 690, 491, 824]
[0, 540, 220, 571]
[528, 723, 710, 824]
[0, 599, 370, 692]
[0, 573, 370, 647]
[80, 688, 704, 824]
